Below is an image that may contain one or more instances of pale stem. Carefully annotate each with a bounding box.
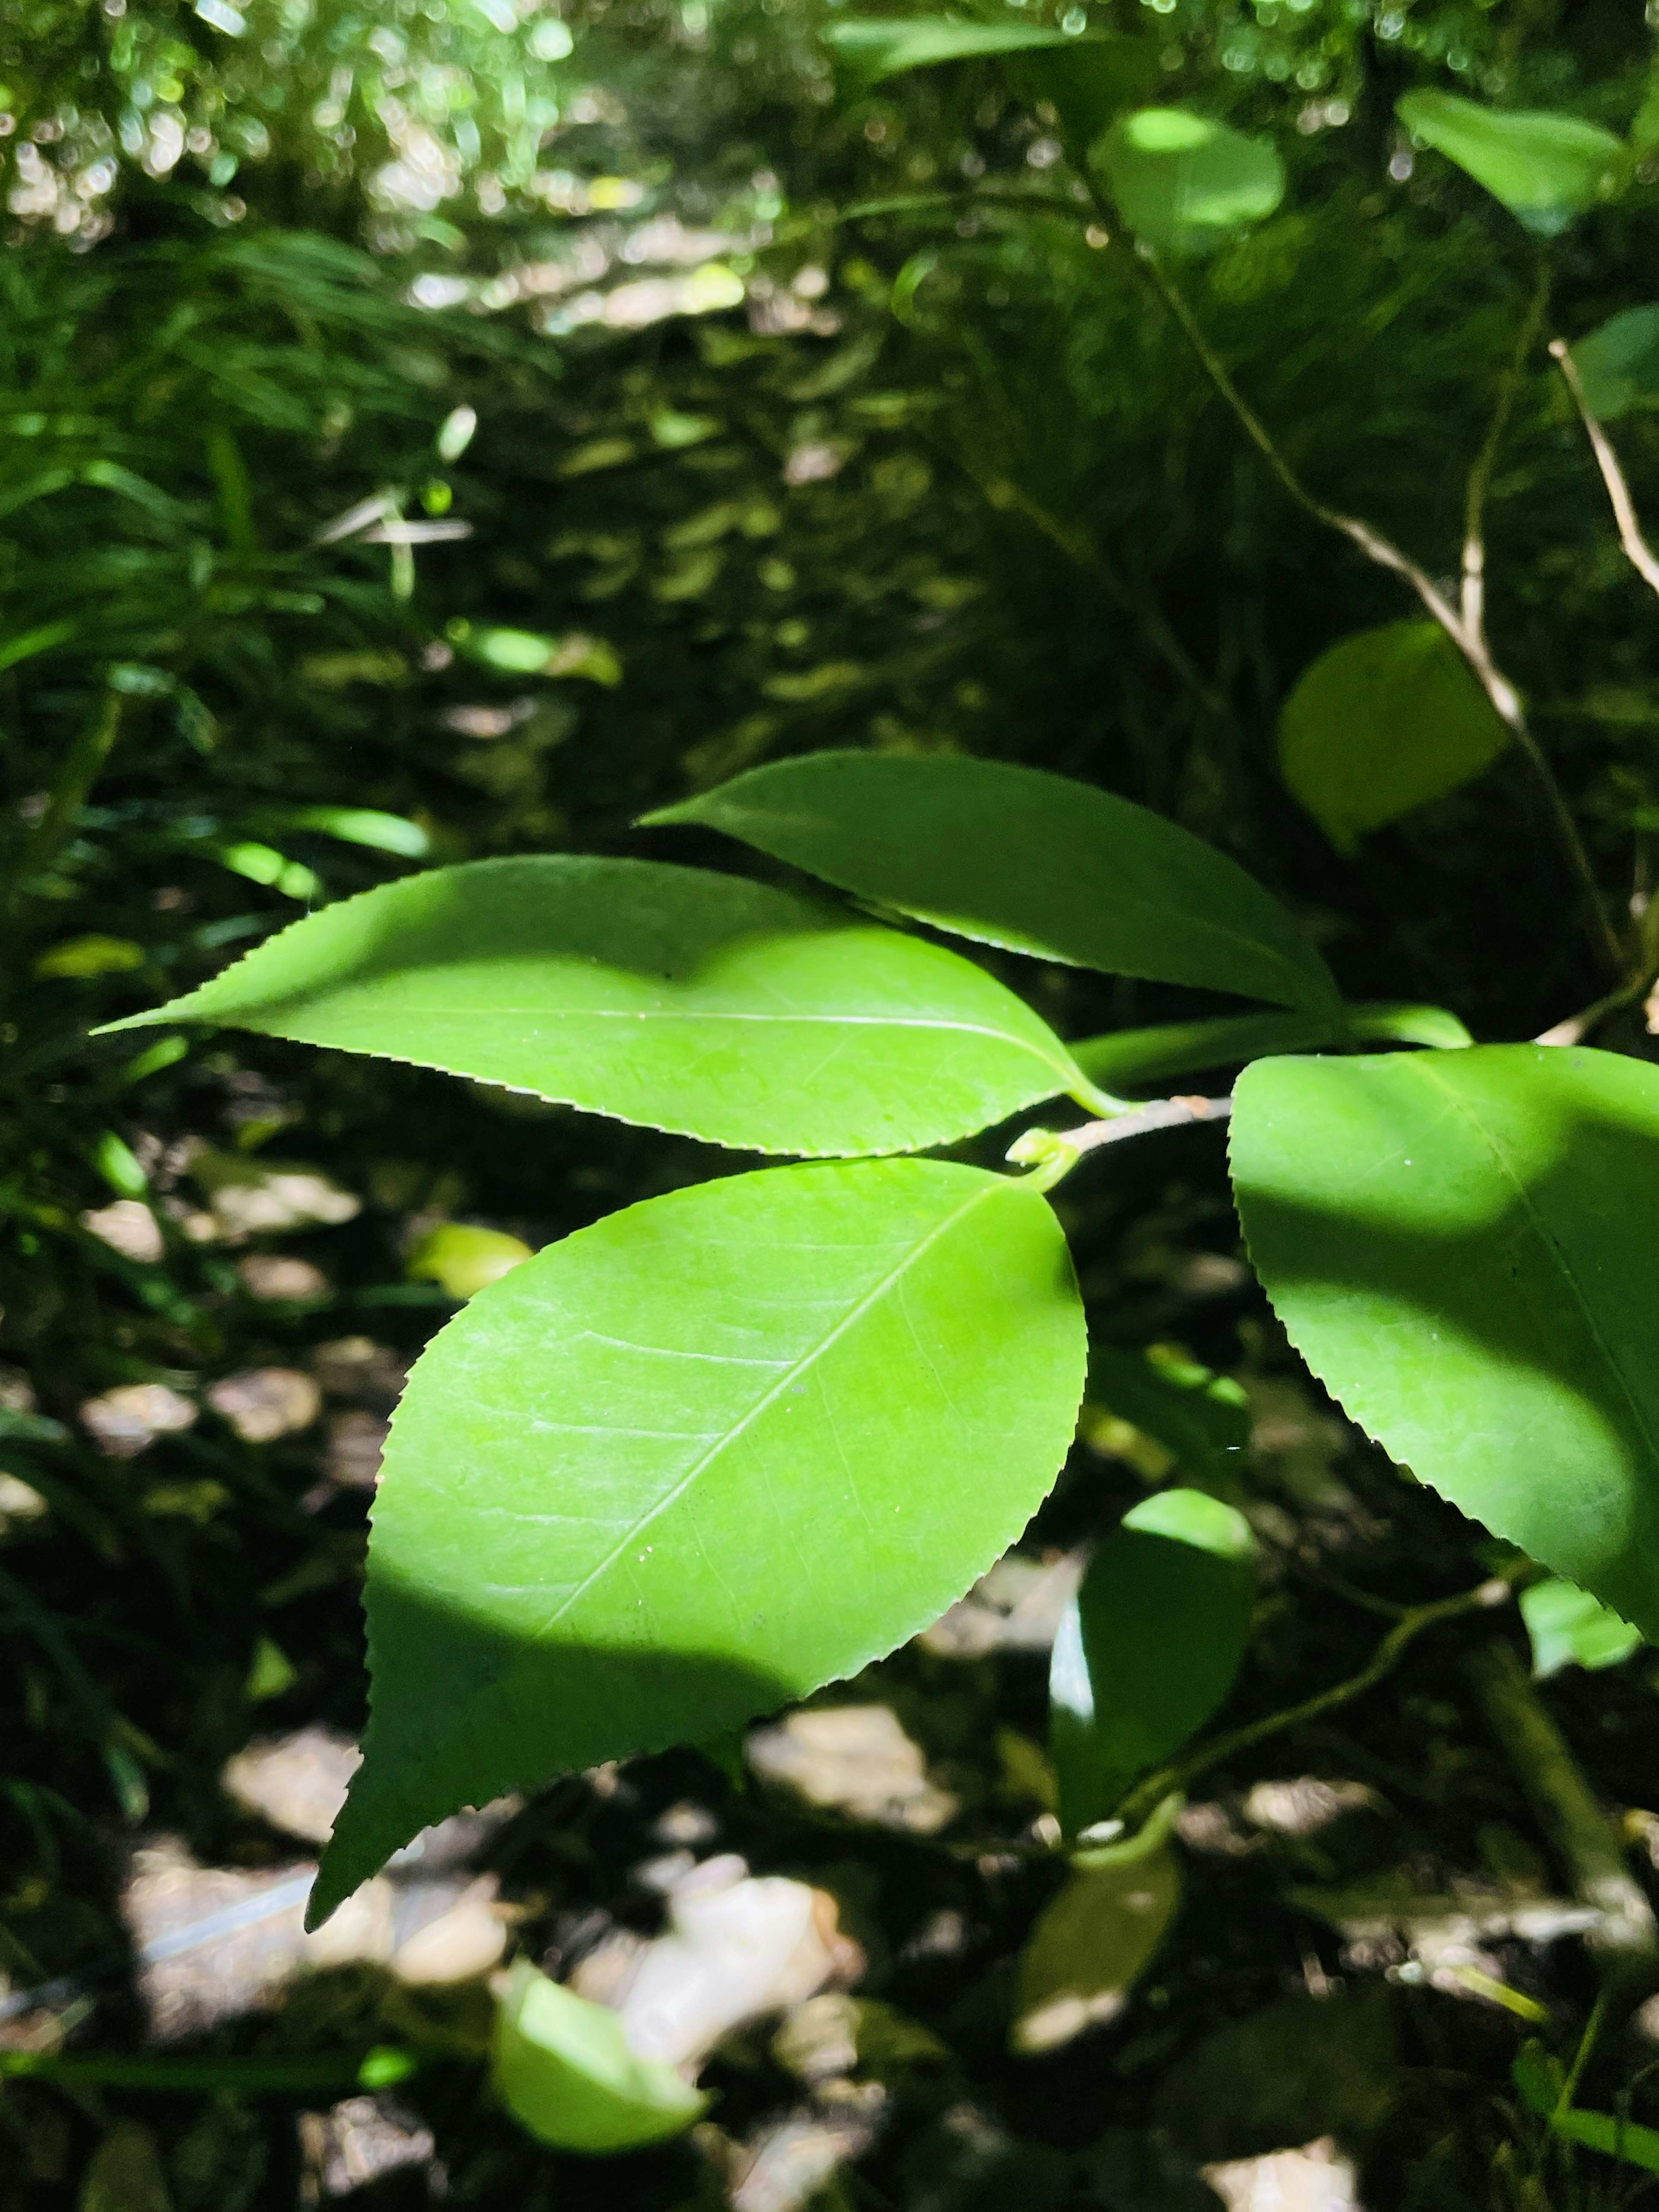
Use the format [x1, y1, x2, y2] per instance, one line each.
[1549, 337, 1659, 604]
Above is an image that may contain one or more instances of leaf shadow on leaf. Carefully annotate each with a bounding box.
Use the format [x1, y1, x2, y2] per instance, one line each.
[1233, 1071, 1659, 1640]
[109, 854, 1083, 1156]
[310, 1573, 795, 1929]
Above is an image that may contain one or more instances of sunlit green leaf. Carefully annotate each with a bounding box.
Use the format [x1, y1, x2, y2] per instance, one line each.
[1011, 1842, 1180, 2053]
[1231, 1046, 1659, 1642]
[1569, 305, 1659, 421]
[102, 858, 1097, 1157]
[1278, 622, 1510, 854]
[1396, 90, 1625, 236]
[822, 17, 1078, 86]
[310, 1157, 1085, 1920]
[649, 752, 1338, 1015]
[35, 935, 146, 980]
[1070, 1001, 1473, 1094]
[1096, 108, 1284, 257]
[1050, 1489, 1255, 1836]
[282, 807, 430, 858]
[493, 1961, 706, 2154]
[406, 1222, 534, 1297]
[1520, 1576, 1643, 1678]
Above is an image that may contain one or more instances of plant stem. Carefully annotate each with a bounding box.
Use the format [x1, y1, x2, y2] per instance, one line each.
[1549, 338, 1659, 605]
[1011, 1095, 1232, 1188]
[1131, 251, 1621, 979]
[1464, 1638, 1659, 1997]
[7, 685, 123, 911]
[1462, 262, 1552, 648]
[1113, 1570, 1518, 1832]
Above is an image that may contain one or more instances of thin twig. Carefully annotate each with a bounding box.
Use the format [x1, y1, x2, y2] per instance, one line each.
[1131, 251, 1621, 978]
[1113, 1571, 1518, 1831]
[1065, 1094, 1233, 1152]
[1550, 337, 1659, 604]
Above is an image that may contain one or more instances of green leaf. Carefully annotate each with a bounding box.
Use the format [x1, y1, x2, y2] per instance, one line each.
[1396, 90, 1625, 236]
[1069, 1001, 1473, 1095]
[1513, 2042, 1659, 2174]
[1569, 305, 1659, 421]
[310, 1157, 1085, 1921]
[1230, 1045, 1659, 1643]
[648, 752, 1338, 1016]
[1011, 1842, 1181, 2053]
[1009, 38, 1160, 153]
[1520, 1576, 1643, 1679]
[450, 622, 621, 686]
[1095, 108, 1284, 258]
[821, 18, 1078, 86]
[1085, 1345, 1249, 1492]
[406, 1223, 534, 1298]
[101, 858, 1097, 1157]
[281, 806, 431, 858]
[1050, 1489, 1255, 1836]
[493, 1961, 706, 2153]
[1278, 622, 1510, 854]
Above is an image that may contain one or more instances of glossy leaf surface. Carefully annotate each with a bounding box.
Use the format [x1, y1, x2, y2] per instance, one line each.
[1231, 1046, 1659, 1642]
[1396, 91, 1624, 235]
[1278, 622, 1509, 853]
[1520, 1576, 1642, 1679]
[105, 857, 1094, 1157]
[821, 17, 1077, 84]
[1096, 108, 1284, 257]
[1570, 304, 1659, 420]
[311, 1157, 1085, 1920]
[650, 752, 1338, 1015]
[1070, 1001, 1472, 1095]
[1050, 1489, 1255, 1835]
[493, 1962, 706, 2153]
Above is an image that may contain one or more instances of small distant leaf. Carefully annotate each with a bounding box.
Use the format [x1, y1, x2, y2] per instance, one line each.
[1096, 108, 1284, 258]
[36, 935, 146, 980]
[1231, 1046, 1659, 1644]
[493, 1961, 706, 2153]
[450, 622, 621, 686]
[1520, 1577, 1643, 1679]
[1070, 1001, 1472, 1094]
[406, 1223, 534, 1298]
[1278, 622, 1510, 854]
[1085, 1345, 1249, 1492]
[1397, 90, 1625, 236]
[283, 807, 430, 858]
[648, 752, 1338, 1016]
[102, 857, 1097, 1157]
[310, 1157, 1084, 1920]
[822, 17, 1077, 86]
[1050, 1489, 1255, 1836]
[1569, 305, 1659, 421]
[1011, 1844, 1180, 2053]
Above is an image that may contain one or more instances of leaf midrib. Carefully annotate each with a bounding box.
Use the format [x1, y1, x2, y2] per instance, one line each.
[512, 1176, 1004, 1646]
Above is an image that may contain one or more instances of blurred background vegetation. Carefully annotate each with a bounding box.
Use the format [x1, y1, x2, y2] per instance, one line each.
[5, 0, 1659, 2205]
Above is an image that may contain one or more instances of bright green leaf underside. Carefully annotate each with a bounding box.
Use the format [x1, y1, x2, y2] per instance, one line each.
[1231, 1045, 1659, 1643]
[311, 1156, 1086, 1921]
[493, 1963, 706, 2153]
[651, 751, 1338, 1016]
[1396, 89, 1624, 235]
[102, 856, 1094, 1157]
[1278, 621, 1510, 853]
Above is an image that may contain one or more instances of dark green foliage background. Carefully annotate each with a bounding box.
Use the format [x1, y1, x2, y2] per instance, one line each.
[6, 0, 1659, 2204]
